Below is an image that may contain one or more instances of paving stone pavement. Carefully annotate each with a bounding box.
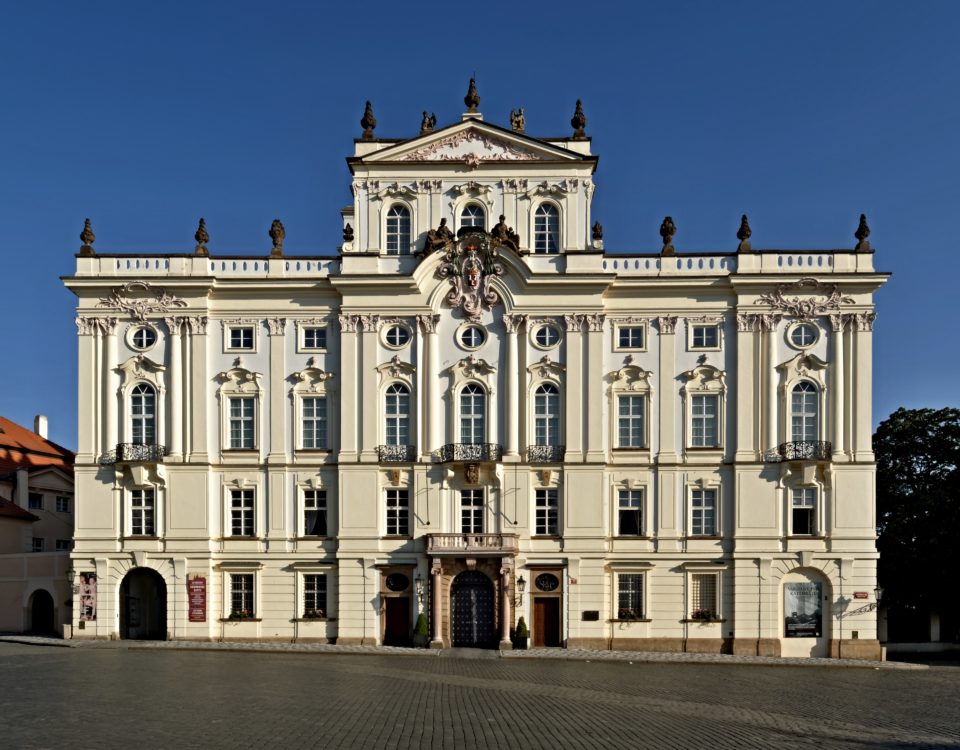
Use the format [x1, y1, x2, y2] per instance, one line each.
[1, 640, 957, 749]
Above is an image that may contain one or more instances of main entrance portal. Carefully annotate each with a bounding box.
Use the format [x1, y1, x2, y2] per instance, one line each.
[119, 568, 167, 640]
[451, 571, 495, 648]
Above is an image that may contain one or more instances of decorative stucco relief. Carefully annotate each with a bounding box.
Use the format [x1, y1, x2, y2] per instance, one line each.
[97, 281, 187, 322]
[758, 278, 855, 319]
[401, 130, 539, 166]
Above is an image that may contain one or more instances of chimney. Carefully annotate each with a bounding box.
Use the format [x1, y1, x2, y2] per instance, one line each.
[34, 415, 48, 440]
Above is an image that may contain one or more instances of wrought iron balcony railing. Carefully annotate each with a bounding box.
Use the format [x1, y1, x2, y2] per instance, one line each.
[99, 443, 169, 465]
[436, 443, 503, 463]
[527, 444, 565, 463]
[426, 533, 519, 556]
[768, 440, 833, 462]
[376, 444, 416, 462]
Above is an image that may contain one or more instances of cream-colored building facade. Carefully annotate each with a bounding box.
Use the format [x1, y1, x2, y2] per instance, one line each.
[64, 90, 888, 658]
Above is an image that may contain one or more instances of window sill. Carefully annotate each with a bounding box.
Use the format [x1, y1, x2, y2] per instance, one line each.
[292, 617, 337, 622]
[686, 446, 723, 451]
[222, 449, 258, 453]
[787, 535, 824, 540]
[682, 618, 726, 624]
[296, 536, 331, 541]
[610, 618, 651, 623]
[615, 535, 651, 540]
[685, 535, 722, 540]
[532, 534, 562, 540]
[612, 447, 649, 452]
[124, 536, 160, 540]
[221, 536, 262, 541]
[297, 449, 331, 454]
[219, 617, 262, 623]
[381, 535, 412, 540]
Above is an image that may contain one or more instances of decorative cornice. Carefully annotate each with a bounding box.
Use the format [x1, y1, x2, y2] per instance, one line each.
[757, 278, 855, 319]
[96, 281, 187, 322]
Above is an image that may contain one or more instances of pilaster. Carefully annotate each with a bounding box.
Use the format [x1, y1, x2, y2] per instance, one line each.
[164, 316, 184, 459]
[584, 313, 605, 462]
[418, 314, 440, 457]
[563, 314, 584, 461]
[267, 317, 288, 464]
[852, 312, 876, 462]
[338, 314, 359, 461]
[503, 314, 525, 457]
[185, 316, 209, 462]
[829, 314, 847, 459]
[656, 315, 678, 463]
[734, 313, 757, 461]
[359, 314, 380, 461]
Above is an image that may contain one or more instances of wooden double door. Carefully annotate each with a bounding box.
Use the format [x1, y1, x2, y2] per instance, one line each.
[533, 596, 562, 647]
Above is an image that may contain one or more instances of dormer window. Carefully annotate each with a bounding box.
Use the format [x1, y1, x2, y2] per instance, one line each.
[386, 205, 411, 255]
[534, 204, 560, 254]
[460, 204, 485, 231]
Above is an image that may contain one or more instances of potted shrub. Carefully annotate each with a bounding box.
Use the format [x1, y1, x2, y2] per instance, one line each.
[414, 613, 429, 647]
[514, 616, 529, 649]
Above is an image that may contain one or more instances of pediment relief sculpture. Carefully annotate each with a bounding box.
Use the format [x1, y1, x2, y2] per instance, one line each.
[376, 355, 416, 386]
[777, 352, 828, 387]
[449, 355, 497, 391]
[217, 358, 262, 393]
[607, 361, 654, 392]
[400, 129, 539, 166]
[291, 358, 335, 393]
[681, 362, 726, 393]
[117, 354, 166, 386]
[758, 278, 855, 319]
[527, 355, 565, 382]
[97, 280, 187, 322]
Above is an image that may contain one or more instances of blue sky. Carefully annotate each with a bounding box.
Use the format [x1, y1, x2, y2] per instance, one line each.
[1, 0, 957, 449]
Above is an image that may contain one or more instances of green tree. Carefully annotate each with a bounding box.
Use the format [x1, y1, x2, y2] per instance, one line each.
[875, 407, 960, 640]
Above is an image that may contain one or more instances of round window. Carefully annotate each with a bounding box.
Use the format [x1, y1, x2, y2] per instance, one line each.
[789, 322, 818, 349]
[535, 573, 560, 592]
[533, 324, 560, 349]
[385, 573, 409, 592]
[459, 325, 486, 350]
[384, 324, 411, 348]
[130, 326, 157, 351]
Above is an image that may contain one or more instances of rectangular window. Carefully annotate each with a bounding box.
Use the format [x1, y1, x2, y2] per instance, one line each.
[618, 490, 643, 536]
[617, 325, 645, 350]
[304, 490, 328, 537]
[617, 395, 645, 448]
[691, 394, 720, 447]
[131, 489, 155, 536]
[535, 488, 559, 536]
[28, 493, 43, 510]
[302, 326, 327, 350]
[31, 537, 44, 553]
[460, 489, 484, 533]
[230, 489, 255, 537]
[230, 574, 254, 618]
[55, 496, 70, 513]
[792, 488, 816, 536]
[303, 574, 327, 618]
[229, 397, 256, 449]
[385, 489, 409, 536]
[617, 573, 644, 619]
[691, 573, 718, 619]
[691, 489, 717, 536]
[691, 324, 720, 350]
[302, 397, 328, 449]
[228, 326, 254, 350]
[55, 539, 72, 552]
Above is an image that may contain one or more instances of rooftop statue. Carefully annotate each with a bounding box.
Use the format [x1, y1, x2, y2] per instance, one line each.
[510, 107, 525, 133]
[360, 101, 377, 140]
[425, 218, 455, 252]
[464, 78, 480, 113]
[420, 111, 437, 135]
[737, 214, 752, 253]
[491, 214, 520, 253]
[571, 100, 587, 138]
[269, 219, 285, 257]
[194, 217, 209, 256]
[660, 216, 676, 255]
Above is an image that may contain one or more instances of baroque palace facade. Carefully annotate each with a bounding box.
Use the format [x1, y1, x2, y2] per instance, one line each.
[64, 82, 888, 658]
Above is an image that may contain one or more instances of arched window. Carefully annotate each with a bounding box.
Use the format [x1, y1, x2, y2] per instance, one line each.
[385, 383, 410, 446]
[131, 384, 156, 445]
[534, 204, 560, 254]
[791, 382, 819, 442]
[385, 205, 411, 255]
[460, 384, 486, 444]
[459, 204, 485, 231]
[534, 383, 560, 446]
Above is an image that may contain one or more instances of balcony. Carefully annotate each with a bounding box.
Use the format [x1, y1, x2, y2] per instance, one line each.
[527, 444, 565, 463]
[436, 443, 502, 463]
[768, 441, 833, 463]
[376, 444, 416, 462]
[426, 533, 519, 556]
[99, 443, 168, 465]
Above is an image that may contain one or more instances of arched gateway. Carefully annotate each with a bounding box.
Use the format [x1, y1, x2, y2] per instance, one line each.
[450, 571, 495, 648]
[119, 568, 167, 640]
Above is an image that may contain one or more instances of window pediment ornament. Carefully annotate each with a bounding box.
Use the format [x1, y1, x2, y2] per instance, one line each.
[452, 181, 492, 196]
[375, 182, 417, 200]
[607, 360, 654, 393]
[117, 354, 166, 388]
[449, 355, 497, 392]
[97, 281, 188, 322]
[681, 361, 726, 394]
[525, 179, 579, 198]
[291, 358, 335, 393]
[217, 358, 263, 394]
[758, 278, 855, 319]
[527, 355, 565, 382]
[777, 352, 828, 390]
[376, 355, 416, 387]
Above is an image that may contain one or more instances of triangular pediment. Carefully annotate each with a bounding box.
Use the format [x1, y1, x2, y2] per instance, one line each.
[359, 120, 586, 164]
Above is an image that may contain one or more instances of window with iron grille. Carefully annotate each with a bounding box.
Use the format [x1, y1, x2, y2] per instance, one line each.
[535, 488, 559, 536]
[617, 573, 644, 619]
[230, 574, 254, 618]
[385, 383, 410, 446]
[534, 383, 560, 446]
[617, 395, 645, 448]
[303, 574, 327, 618]
[534, 204, 559, 254]
[56, 496, 70, 513]
[690, 573, 718, 619]
[691, 489, 717, 536]
[460, 489, 484, 533]
[131, 383, 156, 444]
[385, 489, 409, 536]
[230, 489, 255, 537]
[28, 493, 43, 510]
[385, 205, 411, 255]
[229, 397, 255, 449]
[302, 396, 327, 449]
[131, 489, 155, 536]
[304, 490, 327, 536]
[618, 490, 643, 536]
[792, 488, 816, 535]
[691, 394, 719, 447]
[228, 326, 254, 350]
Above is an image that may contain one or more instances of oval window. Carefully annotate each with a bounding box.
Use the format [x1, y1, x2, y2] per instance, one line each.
[789, 323, 818, 348]
[130, 326, 157, 351]
[535, 573, 560, 592]
[459, 325, 486, 349]
[384, 324, 411, 348]
[533, 325, 560, 349]
[385, 573, 409, 592]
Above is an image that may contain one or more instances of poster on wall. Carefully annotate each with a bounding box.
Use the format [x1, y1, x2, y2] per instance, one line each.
[79, 573, 97, 622]
[188, 575, 206, 622]
[784, 582, 822, 638]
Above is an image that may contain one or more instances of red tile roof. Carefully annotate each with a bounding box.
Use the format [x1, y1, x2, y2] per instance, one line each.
[0, 496, 39, 522]
[0, 417, 74, 474]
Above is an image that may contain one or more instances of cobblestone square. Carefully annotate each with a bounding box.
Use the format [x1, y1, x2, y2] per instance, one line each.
[0, 643, 957, 749]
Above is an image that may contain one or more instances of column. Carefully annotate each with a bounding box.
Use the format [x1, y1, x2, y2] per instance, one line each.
[656, 316, 678, 462]
[499, 564, 513, 649]
[338, 315, 359, 462]
[734, 313, 757, 461]
[853, 312, 876, 462]
[584, 313, 605, 462]
[418, 315, 440, 456]
[830, 314, 846, 459]
[563, 315, 583, 461]
[165, 317, 183, 459]
[430, 562, 443, 648]
[503, 314, 522, 457]
[75, 317, 97, 462]
[359, 315, 380, 461]
[764, 315, 778, 451]
[267, 318, 287, 463]
[103, 318, 119, 452]
[187, 316, 209, 462]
